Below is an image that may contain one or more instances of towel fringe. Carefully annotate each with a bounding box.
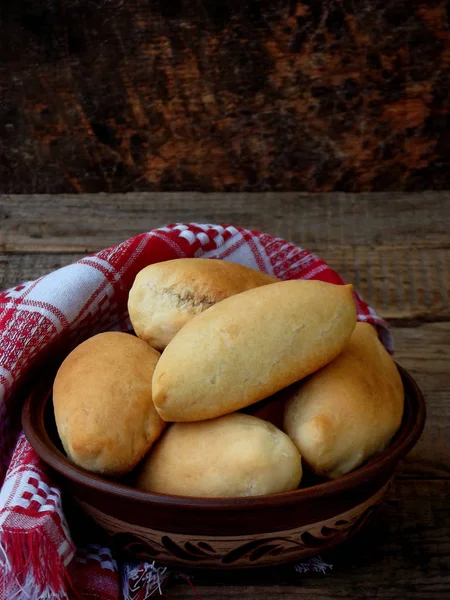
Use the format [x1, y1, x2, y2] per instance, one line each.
[0, 530, 69, 599]
[122, 561, 168, 599]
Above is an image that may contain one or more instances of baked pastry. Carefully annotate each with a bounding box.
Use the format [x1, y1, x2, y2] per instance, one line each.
[283, 322, 404, 479]
[128, 258, 277, 350]
[53, 332, 164, 476]
[152, 280, 357, 422]
[136, 413, 302, 497]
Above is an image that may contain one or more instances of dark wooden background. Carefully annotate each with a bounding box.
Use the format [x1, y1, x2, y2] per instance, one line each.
[1, 0, 449, 194]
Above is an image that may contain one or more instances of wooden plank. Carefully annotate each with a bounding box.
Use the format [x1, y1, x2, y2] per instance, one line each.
[399, 389, 450, 480]
[394, 321, 450, 483]
[0, 253, 84, 291]
[158, 481, 450, 598]
[394, 322, 450, 486]
[322, 246, 450, 321]
[1, 193, 449, 320]
[394, 323, 450, 393]
[1, 245, 448, 321]
[394, 323, 450, 480]
[0, 193, 449, 252]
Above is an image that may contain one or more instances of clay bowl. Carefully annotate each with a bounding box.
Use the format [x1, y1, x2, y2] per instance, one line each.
[23, 364, 425, 570]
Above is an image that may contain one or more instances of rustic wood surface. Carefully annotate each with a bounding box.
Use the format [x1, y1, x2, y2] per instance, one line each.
[1, 193, 448, 320]
[1, 1, 450, 194]
[0, 192, 449, 598]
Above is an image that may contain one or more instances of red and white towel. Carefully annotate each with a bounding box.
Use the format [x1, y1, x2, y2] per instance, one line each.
[0, 224, 392, 599]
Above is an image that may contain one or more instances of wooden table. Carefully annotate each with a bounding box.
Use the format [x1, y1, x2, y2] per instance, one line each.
[0, 193, 449, 598]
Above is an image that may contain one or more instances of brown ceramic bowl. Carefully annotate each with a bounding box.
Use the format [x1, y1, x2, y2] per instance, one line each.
[23, 364, 425, 570]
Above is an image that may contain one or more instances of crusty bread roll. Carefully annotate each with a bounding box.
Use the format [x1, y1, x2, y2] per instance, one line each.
[136, 413, 302, 497]
[153, 280, 357, 422]
[128, 258, 277, 350]
[283, 322, 404, 479]
[53, 332, 164, 476]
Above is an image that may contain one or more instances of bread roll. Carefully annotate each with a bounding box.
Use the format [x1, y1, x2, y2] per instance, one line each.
[53, 332, 164, 476]
[283, 322, 404, 479]
[137, 413, 302, 497]
[128, 258, 276, 350]
[153, 280, 357, 422]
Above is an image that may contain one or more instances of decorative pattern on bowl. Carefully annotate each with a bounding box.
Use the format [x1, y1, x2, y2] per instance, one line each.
[78, 480, 391, 568]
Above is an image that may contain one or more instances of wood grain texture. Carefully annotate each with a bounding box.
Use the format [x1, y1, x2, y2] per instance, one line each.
[1, 193, 449, 251]
[2, 249, 448, 320]
[394, 323, 450, 480]
[168, 481, 450, 597]
[0, 253, 85, 290]
[1, 1, 450, 193]
[1, 193, 448, 320]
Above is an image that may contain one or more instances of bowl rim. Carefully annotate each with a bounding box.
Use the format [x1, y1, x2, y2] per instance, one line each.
[22, 363, 426, 511]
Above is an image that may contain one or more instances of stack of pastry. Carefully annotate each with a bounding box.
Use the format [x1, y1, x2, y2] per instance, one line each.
[53, 259, 404, 498]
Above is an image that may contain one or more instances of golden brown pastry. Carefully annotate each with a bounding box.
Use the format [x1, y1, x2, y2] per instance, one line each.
[136, 413, 302, 497]
[53, 332, 164, 476]
[283, 322, 404, 479]
[153, 280, 357, 422]
[128, 258, 277, 351]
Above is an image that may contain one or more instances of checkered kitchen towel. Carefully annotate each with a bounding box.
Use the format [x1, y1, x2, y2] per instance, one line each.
[0, 224, 393, 599]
